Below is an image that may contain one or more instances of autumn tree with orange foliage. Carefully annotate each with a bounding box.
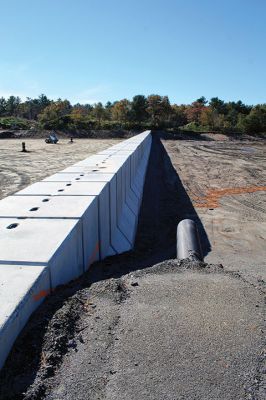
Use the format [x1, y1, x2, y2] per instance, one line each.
[0, 93, 264, 136]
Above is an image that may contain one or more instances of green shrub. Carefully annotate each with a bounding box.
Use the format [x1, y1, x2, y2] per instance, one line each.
[0, 117, 29, 129]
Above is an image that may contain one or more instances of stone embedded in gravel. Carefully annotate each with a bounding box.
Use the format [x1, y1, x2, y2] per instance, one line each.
[67, 339, 77, 349]
[44, 365, 54, 377]
[78, 335, 84, 343]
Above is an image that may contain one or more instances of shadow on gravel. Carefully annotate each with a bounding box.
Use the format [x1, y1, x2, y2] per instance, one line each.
[0, 133, 211, 400]
[134, 133, 211, 261]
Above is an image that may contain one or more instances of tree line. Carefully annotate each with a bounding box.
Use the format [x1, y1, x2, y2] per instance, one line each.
[0, 94, 265, 135]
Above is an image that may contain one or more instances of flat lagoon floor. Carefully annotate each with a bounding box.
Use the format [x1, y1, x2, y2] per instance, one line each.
[0, 138, 122, 199]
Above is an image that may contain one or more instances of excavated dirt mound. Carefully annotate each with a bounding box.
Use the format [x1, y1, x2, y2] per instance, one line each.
[0, 260, 264, 400]
[0, 129, 139, 139]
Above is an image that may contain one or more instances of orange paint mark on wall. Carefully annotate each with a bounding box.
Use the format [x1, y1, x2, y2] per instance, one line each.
[33, 289, 50, 302]
[86, 242, 100, 270]
[192, 186, 266, 208]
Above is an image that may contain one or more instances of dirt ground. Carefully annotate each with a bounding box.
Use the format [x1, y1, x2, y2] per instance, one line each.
[0, 138, 122, 199]
[0, 134, 265, 399]
[162, 137, 266, 280]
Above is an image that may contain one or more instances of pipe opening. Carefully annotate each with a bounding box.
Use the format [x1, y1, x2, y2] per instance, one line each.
[176, 219, 203, 261]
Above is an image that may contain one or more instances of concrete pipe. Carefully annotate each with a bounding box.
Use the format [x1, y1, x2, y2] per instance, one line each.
[176, 219, 203, 261]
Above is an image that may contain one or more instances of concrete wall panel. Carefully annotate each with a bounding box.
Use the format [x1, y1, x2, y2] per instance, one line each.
[0, 195, 99, 268]
[0, 130, 152, 370]
[74, 154, 108, 166]
[108, 175, 131, 254]
[0, 264, 50, 369]
[14, 181, 107, 197]
[43, 172, 115, 183]
[0, 218, 83, 288]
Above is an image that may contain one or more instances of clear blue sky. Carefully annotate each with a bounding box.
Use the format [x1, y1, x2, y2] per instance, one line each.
[0, 0, 265, 105]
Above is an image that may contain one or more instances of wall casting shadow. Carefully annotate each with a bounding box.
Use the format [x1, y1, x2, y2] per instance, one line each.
[133, 133, 211, 262]
[90, 132, 211, 281]
[0, 133, 211, 398]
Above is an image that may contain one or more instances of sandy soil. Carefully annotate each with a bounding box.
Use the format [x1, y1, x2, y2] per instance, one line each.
[0, 138, 122, 199]
[162, 138, 266, 280]
[0, 135, 265, 400]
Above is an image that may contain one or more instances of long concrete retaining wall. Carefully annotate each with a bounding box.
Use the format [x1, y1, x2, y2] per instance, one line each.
[0, 130, 152, 369]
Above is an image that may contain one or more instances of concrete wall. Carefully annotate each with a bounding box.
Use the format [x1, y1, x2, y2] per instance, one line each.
[0, 131, 152, 369]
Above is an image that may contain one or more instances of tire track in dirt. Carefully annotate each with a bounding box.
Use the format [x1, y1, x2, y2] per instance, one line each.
[0, 167, 31, 198]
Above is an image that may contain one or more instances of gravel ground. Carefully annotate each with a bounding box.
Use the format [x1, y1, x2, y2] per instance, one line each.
[0, 135, 265, 399]
[162, 136, 266, 280]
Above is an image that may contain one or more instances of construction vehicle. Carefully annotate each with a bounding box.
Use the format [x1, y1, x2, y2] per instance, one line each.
[45, 132, 58, 144]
